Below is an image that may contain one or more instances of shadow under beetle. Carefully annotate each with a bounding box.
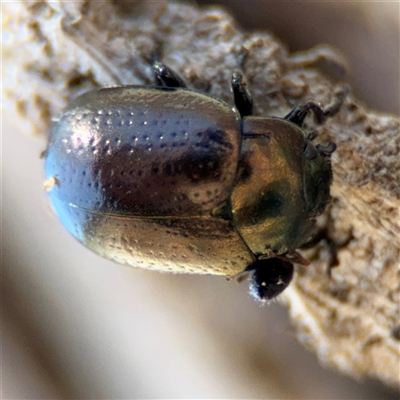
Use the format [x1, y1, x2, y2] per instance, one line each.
[44, 61, 347, 301]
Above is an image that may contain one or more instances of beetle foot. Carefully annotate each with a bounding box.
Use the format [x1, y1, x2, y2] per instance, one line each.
[153, 61, 187, 88]
[316, 141, 337, 157]
[284, 86, 349, 127]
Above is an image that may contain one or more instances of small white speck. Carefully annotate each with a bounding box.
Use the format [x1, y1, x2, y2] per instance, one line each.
[43, 177, 58, 191]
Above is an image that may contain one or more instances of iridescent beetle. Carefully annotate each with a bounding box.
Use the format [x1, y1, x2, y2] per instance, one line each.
[44, 61, 347, 301]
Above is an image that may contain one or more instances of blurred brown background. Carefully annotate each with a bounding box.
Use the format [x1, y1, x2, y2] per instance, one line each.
[199, 0, 399, 116]
[2, 1, 399, 399]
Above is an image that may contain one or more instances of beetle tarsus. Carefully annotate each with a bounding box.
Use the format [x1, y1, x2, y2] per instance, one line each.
[231, 70, 253, 118]
[306, 130, 319, 141]
[316, 141, 337, 157]
[285, 101, 328, 126]
[153, 61, 187, 88]
[284, 86, 349, 127]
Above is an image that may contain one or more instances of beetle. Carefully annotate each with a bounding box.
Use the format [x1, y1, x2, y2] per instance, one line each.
[44, 61, 346, 301]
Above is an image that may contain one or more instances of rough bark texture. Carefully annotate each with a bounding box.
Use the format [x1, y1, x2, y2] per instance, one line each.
[3, 0, 399, 388]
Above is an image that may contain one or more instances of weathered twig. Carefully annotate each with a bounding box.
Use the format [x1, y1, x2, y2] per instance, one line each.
[3, 0, 399, 388]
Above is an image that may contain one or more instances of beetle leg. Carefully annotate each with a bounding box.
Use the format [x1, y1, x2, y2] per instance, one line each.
[306, 130, 319, 141]
[284, 250, 310, 266]
[284, 101, 329, 126]
[153, 61, 187, 88]
[284, 86, 349, 127]
[316, 142, 337, 157]
[231, 70, 253, 118]
[300, 226, 354, 277]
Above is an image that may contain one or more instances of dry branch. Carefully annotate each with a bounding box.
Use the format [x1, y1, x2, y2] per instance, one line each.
[3, 0, 399, 388]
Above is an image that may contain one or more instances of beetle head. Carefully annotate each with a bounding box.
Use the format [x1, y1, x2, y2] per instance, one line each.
[248, 257, 294, 301]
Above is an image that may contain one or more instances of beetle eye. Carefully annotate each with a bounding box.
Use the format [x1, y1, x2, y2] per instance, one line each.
[248, 258, 294, 301]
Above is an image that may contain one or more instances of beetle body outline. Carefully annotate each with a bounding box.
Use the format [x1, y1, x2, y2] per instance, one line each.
[45, 62, 346, 300]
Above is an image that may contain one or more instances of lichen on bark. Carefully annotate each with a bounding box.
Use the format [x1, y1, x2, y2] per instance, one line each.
[3, 0, 399, 388]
